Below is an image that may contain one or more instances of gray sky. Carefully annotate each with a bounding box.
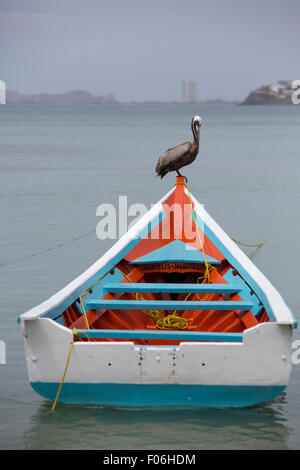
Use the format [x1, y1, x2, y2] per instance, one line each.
[1, 0, 299, 101]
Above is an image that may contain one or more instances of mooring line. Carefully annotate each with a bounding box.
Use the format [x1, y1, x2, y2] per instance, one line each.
[0, 230, 94, 269]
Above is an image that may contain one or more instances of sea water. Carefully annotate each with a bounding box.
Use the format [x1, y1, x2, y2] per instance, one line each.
[0, 104, 299, 449]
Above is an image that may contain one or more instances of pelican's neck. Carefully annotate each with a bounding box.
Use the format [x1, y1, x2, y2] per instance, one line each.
[191, 123, 200, 147]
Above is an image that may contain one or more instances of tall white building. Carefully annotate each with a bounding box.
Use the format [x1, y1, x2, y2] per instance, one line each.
[181, 80, 199, 103]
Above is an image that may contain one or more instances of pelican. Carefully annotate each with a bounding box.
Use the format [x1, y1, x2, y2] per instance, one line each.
[155, 116, 202, 181]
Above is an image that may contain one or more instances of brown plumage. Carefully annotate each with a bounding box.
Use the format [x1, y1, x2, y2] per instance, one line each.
[155, 116, 202, 180]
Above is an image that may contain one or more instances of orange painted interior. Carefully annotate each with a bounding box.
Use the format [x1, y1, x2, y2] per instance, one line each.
[61, 177, 269, 344]
[61, 261, 268, 345]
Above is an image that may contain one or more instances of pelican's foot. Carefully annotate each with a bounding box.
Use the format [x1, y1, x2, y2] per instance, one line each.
[176, 170, 188, 183]
[179, 175, 188, 183]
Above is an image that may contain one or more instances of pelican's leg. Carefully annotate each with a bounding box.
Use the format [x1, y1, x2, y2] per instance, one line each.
[176, 169, 188, 183]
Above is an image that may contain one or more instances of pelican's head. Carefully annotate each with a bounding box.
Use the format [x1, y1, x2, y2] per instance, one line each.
[192, 115, 202, 134]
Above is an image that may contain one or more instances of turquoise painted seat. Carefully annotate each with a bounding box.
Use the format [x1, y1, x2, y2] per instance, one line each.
[103, 282, 242, 294]
[86, 299, 254, 311]
[129, 239, 221, 265]
[75, 329, 243, 342]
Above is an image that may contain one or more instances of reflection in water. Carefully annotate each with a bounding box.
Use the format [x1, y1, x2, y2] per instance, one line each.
[249, 245, 264, 261]
[24, 394, 290, 450]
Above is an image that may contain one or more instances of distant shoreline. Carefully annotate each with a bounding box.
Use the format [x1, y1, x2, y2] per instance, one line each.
[4, 89, 238, 107]
[3, 88, 296, 107]
[3, 102, 297, 109]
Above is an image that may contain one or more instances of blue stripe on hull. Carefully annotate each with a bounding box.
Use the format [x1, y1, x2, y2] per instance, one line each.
[31, 382, 285, 408]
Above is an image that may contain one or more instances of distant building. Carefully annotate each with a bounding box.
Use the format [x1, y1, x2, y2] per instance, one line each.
[242, 80, 293, 105]
[260, 83, 275, 93]
[181, 81, 199, 103]
[277, 80, 293, 97]
[278, 80, 292, 88]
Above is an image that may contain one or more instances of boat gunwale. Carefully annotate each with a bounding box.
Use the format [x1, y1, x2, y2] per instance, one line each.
[73, 328, 244, 342]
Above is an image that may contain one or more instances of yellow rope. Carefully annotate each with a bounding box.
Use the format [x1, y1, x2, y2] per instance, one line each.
[51, 329, 91, 412]
[185, 183, 213, 283]
[117, 184, 214, 330]
[78, 270, 112, 329]
[117, 267, 183, 329]
[51, 338, 74, 412]
[79, 296, 90, 329]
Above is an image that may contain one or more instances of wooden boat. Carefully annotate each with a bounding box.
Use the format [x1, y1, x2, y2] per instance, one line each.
[19, 177, 297, 408]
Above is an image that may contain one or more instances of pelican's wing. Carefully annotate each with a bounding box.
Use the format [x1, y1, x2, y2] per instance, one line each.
[155, 141, 191, 173]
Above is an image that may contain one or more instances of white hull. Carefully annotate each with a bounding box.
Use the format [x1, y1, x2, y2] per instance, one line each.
[21, 317, 292, 407]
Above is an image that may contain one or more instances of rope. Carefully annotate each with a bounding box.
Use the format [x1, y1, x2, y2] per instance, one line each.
[117, 268, 188, 329]
[78, 270, 112, 329]
[117, 184, 214, 330]
[51, 329, 91, 412]
[50, 268, 112, 406]
[182, 182, 267, 250]
[51, 336, 74, 412]
[0, 230, 94, 269]
[230, 237, 266, 248]
[79, 297, 90, 330]
[185, 183, 214, 283]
